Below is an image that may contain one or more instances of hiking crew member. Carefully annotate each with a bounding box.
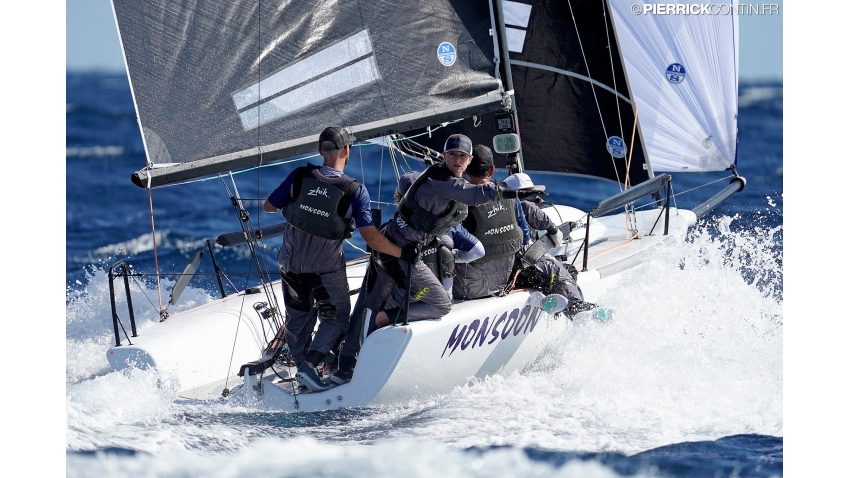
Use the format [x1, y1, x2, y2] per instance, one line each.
[453, 145, 531, 300]
[263, 125, 416, 392]
[377, 172, 484, 334]
[455, 145, 594, 317]
[330, 134, 536, 385]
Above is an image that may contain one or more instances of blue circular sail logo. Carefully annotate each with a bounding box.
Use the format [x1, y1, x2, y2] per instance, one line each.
[607, 136, 627, 158]
[666, 63, 686, 83]
[438, 42, 457, 66]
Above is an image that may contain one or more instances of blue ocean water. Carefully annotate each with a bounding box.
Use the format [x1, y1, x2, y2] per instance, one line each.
[65, 72, 783, 477]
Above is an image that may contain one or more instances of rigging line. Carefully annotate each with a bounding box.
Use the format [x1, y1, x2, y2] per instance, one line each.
[601, 2, 627, 180]
[146, 156, 320, 190]
[669, 174, 734, 198]
[227, 171, 282, 328]
[218, 175, 269, 332]
[387, 136, 398, 177]
[393, 137, 416, 174]
[255, 0, 263, 235]
[147, 188, 164, 312]
[130, 271, 276, 278]
[565, 0, 623, 189]
[389, 137, 403, 182]
[345, 240, 369, 255]
[126, 274, 161, 314]
[379, 136, 386, 205]
[578, 229, 640, 267]
[250, 5, 285, 331]
[230, 169, 281, 312]
[359, 136, 366, 187]
[224, 293, 247, 394]
[625, 101, 638, 189]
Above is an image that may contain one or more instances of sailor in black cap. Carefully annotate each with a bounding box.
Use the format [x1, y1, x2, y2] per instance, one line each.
[452, 144, 531, 299]
[263, 125, 417, 392]
[454, 145, 593, 316]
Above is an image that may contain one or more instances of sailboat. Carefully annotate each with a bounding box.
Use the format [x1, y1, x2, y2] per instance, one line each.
[105, 0, 745, 412]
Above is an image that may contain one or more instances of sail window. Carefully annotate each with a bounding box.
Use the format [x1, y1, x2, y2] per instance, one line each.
[502, 1, 532, 53]
[232, 29, 375, 110]
[502, 1, 531, 28]
[238, 56, 380, 130]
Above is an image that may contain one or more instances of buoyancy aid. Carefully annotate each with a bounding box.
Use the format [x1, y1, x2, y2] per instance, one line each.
[282, 164, 359, 240]
[420, 236, 455, 279]
[397, 163, 468, 237]
[462, 198, 523, 263]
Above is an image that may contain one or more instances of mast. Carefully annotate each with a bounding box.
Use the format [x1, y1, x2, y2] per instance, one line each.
[491, 0, 524, 173]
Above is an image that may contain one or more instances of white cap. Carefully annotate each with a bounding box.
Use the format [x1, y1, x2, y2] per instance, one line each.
[504, 173, 545, 191]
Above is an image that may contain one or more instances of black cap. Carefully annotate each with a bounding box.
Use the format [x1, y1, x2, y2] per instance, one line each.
[318, 125, 356, 151]
[466, 144, 494, 177]
[443, 134, 473, 155]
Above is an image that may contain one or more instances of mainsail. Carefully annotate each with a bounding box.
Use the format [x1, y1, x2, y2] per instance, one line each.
[112, 0, 507, 188]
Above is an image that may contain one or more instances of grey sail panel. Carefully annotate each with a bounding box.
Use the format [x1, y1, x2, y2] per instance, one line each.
[113, 0, 504, 188]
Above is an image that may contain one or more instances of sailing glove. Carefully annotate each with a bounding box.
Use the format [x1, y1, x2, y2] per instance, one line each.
[547, 228, 564, 245]
[400, 244, 420, 264]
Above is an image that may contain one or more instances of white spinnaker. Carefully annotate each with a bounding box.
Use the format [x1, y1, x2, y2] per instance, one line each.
[609, 1, 739, 172]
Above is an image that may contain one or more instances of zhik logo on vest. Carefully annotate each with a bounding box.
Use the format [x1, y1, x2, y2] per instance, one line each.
[308, 186, 330, 198]
[486, 202, 506, 218]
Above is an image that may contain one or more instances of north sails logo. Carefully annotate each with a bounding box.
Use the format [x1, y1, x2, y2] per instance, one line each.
[232, 30, 380, 130]
[487, 203, 506, 218]
[308, 186, 329, 198]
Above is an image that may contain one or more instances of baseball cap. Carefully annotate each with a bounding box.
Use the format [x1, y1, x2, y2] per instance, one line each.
[504, 172, 546, 191]
[443, 134, 473, 155]
[318, 125, 356, 151]
[466, 144, 494, 177]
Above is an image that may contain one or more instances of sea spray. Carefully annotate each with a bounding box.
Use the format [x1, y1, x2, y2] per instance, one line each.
[66, 265, 215, 383]
[339, 216, 783, 455]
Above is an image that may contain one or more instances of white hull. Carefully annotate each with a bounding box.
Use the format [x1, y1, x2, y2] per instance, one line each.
[107, 205, 697, 411]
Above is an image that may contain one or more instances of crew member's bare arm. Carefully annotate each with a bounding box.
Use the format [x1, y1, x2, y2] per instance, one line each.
[263, 199, 279, 213]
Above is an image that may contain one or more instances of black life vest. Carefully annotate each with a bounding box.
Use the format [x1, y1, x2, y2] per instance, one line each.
[462, 198, 523, 263]
[282, 164, 359, 240]
[420, 237, 456, 279]
[397, 163, 468, 237]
